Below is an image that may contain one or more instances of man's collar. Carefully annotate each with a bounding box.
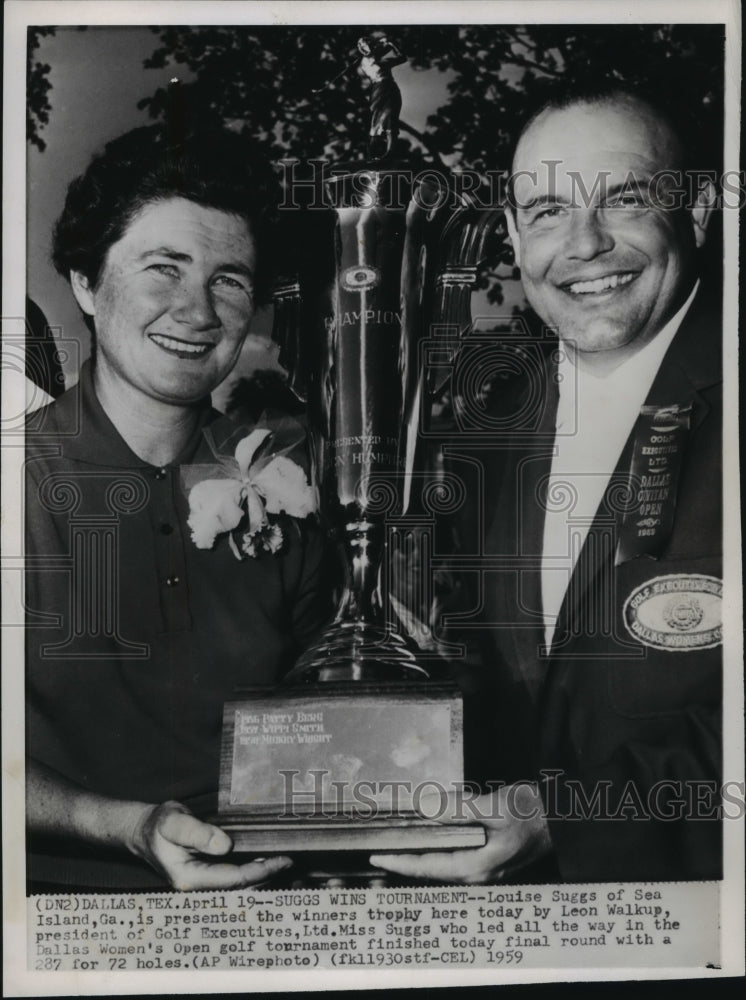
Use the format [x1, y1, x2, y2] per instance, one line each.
[647, 280, 722, 402]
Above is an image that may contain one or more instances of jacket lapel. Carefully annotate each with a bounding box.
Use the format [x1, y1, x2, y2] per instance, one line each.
[547, 286, 721, 659]
[498, 353, 559, 696]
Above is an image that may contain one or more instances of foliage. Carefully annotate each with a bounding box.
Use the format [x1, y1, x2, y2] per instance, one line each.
[135, 24, 724, 304]
[27, 27, 56, 151]
[28, 24, 725, 301]
[136, 24, 724, 171]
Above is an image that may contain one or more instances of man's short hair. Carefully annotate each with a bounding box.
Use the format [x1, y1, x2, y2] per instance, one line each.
[512, 81, 685, 164]
[52, 123, 280, 309]
[505, 83, 687, 210]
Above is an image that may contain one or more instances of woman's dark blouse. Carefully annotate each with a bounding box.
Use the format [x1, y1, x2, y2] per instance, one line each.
[25, 363, 327, 887]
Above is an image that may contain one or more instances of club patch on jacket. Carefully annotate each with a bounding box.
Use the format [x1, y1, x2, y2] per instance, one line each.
[623, 574, 722, 651]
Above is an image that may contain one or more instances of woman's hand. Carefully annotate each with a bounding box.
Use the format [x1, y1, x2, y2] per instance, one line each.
[27, 759, 292, 890]
[130, 801, 292, 890]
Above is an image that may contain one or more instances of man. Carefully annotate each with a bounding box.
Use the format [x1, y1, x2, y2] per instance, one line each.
[25, 124, 326, 891]
[372, 87, 722, 883]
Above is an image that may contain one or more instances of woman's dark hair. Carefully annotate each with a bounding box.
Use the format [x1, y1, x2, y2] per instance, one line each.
[52, 123, 280, 310]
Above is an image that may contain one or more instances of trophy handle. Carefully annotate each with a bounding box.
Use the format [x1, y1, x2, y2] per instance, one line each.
[429, 205, 508, 394]
[398, 203, 507, 517]
[393, 204, 509, 661]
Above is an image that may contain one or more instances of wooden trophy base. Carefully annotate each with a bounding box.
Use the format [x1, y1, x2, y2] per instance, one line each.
[220, 815, 486, 854]
[216, 683, 485, 856]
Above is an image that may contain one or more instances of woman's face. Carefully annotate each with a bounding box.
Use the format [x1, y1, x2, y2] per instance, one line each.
[71, 197, 257, 407]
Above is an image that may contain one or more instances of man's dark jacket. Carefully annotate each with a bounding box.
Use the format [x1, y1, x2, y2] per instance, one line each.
[449, 286, 722, 882]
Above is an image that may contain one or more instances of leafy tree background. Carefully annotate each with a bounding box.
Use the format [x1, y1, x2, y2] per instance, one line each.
[27, 27, 57, 151]
[29, 23, 725, 308]
[27, 23, 725, 386]
[27, 23, 727, 162]
[136, 24, 724, 172]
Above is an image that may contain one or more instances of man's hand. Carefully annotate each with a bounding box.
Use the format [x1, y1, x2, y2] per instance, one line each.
[130, 801, 292, 891]
[369, 783, 551, 884]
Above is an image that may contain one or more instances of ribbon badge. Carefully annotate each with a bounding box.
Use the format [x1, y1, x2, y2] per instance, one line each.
[616, 402, 692, 564]
[182, 420, 317, 559]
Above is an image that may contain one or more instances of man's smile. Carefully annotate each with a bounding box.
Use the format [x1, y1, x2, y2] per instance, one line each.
[148, 332, 215, 359]
[561, 271, 639, 296]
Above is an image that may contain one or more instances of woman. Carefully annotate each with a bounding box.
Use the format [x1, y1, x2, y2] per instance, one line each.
[25, 123, 327, 892]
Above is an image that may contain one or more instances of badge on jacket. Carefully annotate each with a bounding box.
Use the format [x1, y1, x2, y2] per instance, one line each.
[623, 574, 722, 651]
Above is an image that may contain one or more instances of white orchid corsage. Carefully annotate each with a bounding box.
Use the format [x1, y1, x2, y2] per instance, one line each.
[182, 420, 317, 559]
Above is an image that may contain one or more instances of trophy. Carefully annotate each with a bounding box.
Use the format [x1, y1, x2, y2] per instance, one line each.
[216, 36, 504, 858]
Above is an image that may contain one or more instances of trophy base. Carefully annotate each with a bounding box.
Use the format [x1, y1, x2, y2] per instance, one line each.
[220, 816, 486, 853]
[216, 683, 477, 858]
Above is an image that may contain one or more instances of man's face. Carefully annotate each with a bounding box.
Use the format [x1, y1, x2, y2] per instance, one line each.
[72, 197, 257, 405]
[506, 101, 707, 354]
